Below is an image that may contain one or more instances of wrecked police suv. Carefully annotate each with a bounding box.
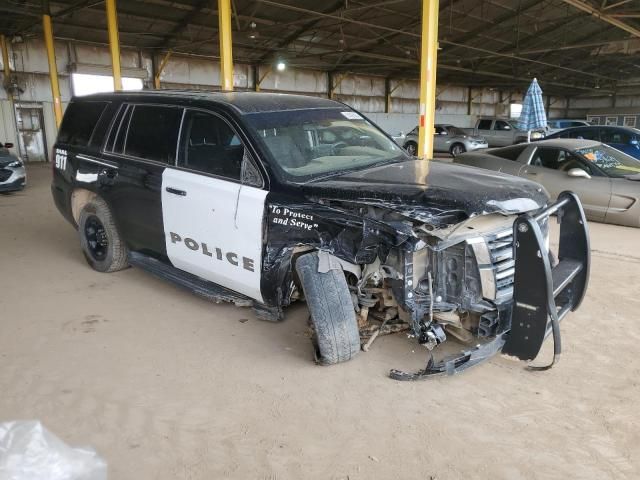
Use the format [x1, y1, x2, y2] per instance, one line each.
[51, 91, 590, 379]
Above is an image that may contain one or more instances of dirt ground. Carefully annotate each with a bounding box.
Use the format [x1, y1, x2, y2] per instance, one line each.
[1, 164, 639, 479]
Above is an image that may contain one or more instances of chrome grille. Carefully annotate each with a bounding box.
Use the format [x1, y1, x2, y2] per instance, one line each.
[467, 227, 515, 302]
[487, 229, 515, 300]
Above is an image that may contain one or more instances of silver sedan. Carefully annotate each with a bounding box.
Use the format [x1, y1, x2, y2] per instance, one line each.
[0, 142, 26, 193]
[403, 124, 488, 156]
[453, 138, 640, 227]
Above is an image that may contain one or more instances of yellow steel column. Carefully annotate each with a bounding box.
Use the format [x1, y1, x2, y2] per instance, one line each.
[218, 0, 234, 91]
[105, 0, 122, 91]
[42, 10, 63, 127]
[417, 0, 439, 159]
[0, 35, 10, 92]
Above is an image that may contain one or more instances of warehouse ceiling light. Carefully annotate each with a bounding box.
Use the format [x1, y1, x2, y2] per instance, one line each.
[276, 61, 286, 71]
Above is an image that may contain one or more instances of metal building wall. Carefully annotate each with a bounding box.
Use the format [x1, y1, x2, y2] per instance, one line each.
[0, 37, 617, 160]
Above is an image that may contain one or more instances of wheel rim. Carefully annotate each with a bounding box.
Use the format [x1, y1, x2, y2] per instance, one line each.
[406, 143, 417, 155]
[452, 145, 464, 156]
[84, 215, 108, 261]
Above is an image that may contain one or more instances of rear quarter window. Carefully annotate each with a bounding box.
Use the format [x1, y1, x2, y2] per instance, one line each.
[57, 101, 108, 147]
[491, 144, 527, 160]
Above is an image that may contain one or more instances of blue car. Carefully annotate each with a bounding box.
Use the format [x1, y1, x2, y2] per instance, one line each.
[544, 125, 640, 159]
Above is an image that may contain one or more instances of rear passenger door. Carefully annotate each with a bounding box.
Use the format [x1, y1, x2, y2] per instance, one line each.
[161, 109, 267, 302]
[476, 119, 493, 144]
[492, 120, 513, 146]
[102, 103, 184, 255]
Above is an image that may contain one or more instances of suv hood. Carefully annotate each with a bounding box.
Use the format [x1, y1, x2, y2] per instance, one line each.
[302, 160, 548, 227]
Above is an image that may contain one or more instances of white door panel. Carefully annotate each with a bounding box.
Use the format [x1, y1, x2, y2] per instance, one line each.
[161, 168, 266, 302]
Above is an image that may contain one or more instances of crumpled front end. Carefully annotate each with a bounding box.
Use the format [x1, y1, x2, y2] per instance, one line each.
[385, 191, 589, 380]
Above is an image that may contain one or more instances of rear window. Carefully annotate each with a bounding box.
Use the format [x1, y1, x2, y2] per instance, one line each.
[57, 101, 108, 146]
[491, 144, 527, 161]
[123, 105, 183, 163]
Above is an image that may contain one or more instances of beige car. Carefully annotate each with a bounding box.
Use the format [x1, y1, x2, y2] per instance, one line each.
[453, 139, 640, 227]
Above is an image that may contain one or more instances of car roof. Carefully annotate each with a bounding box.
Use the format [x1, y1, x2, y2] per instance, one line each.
[529, 138, 601, 149]
[548, 118, 588, 122]
[555, 125, 639, 133]
[70, 90, 344, 114]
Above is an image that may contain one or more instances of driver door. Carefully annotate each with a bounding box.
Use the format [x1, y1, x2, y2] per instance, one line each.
[519, 146, 612, 221]
[161, 109, 267, 301]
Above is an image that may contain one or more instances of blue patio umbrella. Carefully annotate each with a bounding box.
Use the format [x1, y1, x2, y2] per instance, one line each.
[518, 78, 547, 142]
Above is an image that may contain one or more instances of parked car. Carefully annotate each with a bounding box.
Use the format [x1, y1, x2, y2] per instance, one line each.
[546, 119, 591, 135]
[454, 138, 640, 227]
[544, 125, 640, 160]
[465, 117, 545, 147]
[0, 142, 26, 193]
[51, 91, 589, 378]
[403, 124, 488, 156]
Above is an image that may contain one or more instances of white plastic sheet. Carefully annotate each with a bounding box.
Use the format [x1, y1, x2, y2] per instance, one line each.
[0, 421, 107, 480]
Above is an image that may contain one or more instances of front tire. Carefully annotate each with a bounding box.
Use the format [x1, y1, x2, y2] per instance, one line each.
[295, 252, 360, 365]
[450, 143, 466, 156]
[404, 141, 417, 156]
[78, 197, 129, 273]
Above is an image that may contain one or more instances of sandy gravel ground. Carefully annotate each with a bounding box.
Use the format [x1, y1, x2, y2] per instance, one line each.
[1, 164, 639, 479]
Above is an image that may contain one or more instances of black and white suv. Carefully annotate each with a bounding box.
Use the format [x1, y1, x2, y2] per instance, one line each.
[51, 91, 590, 379]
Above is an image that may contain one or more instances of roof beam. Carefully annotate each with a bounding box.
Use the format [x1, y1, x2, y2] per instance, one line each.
[560, 0, 640, 37]
[255, 0, 419, 38]
[154, 0, 210, 49]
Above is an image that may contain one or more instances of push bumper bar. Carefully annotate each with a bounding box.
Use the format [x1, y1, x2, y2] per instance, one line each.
[390, 191, 590, 380]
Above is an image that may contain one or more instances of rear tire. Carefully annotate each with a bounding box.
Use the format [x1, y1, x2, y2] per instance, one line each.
[295, 252, 360, 365]
[78, 197, 129, 273]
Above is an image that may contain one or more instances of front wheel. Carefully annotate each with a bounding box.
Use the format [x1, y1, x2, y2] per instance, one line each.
[403, 141, 417, 156]
[78, 197, 129, 273]
[450, 143, 466, 156]
[295, 252, 360, 365]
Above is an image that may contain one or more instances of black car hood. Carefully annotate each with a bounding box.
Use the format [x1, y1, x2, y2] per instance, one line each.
[302, 160, 548, 227]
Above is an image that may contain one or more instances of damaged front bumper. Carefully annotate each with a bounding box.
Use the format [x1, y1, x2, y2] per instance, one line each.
[390, 191, 590, 380]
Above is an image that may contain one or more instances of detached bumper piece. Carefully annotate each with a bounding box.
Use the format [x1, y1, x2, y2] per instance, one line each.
[502, 191, 589, 367]
[390, 191, 590, 381]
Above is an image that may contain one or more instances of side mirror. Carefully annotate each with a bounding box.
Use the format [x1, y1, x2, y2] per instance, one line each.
[3, 142, 13, 148]
[502, 125, 511, 131]
[567, 168, 591, 179]
[630, 139, 639, 146]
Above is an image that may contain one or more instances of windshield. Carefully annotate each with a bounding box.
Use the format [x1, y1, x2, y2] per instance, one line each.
[244, 108, 407, 182]
[576, 144, 640, 177]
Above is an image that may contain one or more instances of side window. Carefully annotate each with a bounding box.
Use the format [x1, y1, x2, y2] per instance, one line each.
[601, 128, 631, 144]
[57, 101, 108, 146]
[434, 126, 445, 135]
[494, 120, 511, 131]
[570, 128, 599, 141]
[530, 148, 562, 169]
[477, 119, 492, 130]
[124, 105, 183, 163]
[178, 110, 245, 181]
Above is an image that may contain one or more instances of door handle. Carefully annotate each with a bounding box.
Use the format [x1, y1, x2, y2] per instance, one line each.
[165, 186, 187, 196]
[98, 168, 118, 185]
[523, 170, 538, 176]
